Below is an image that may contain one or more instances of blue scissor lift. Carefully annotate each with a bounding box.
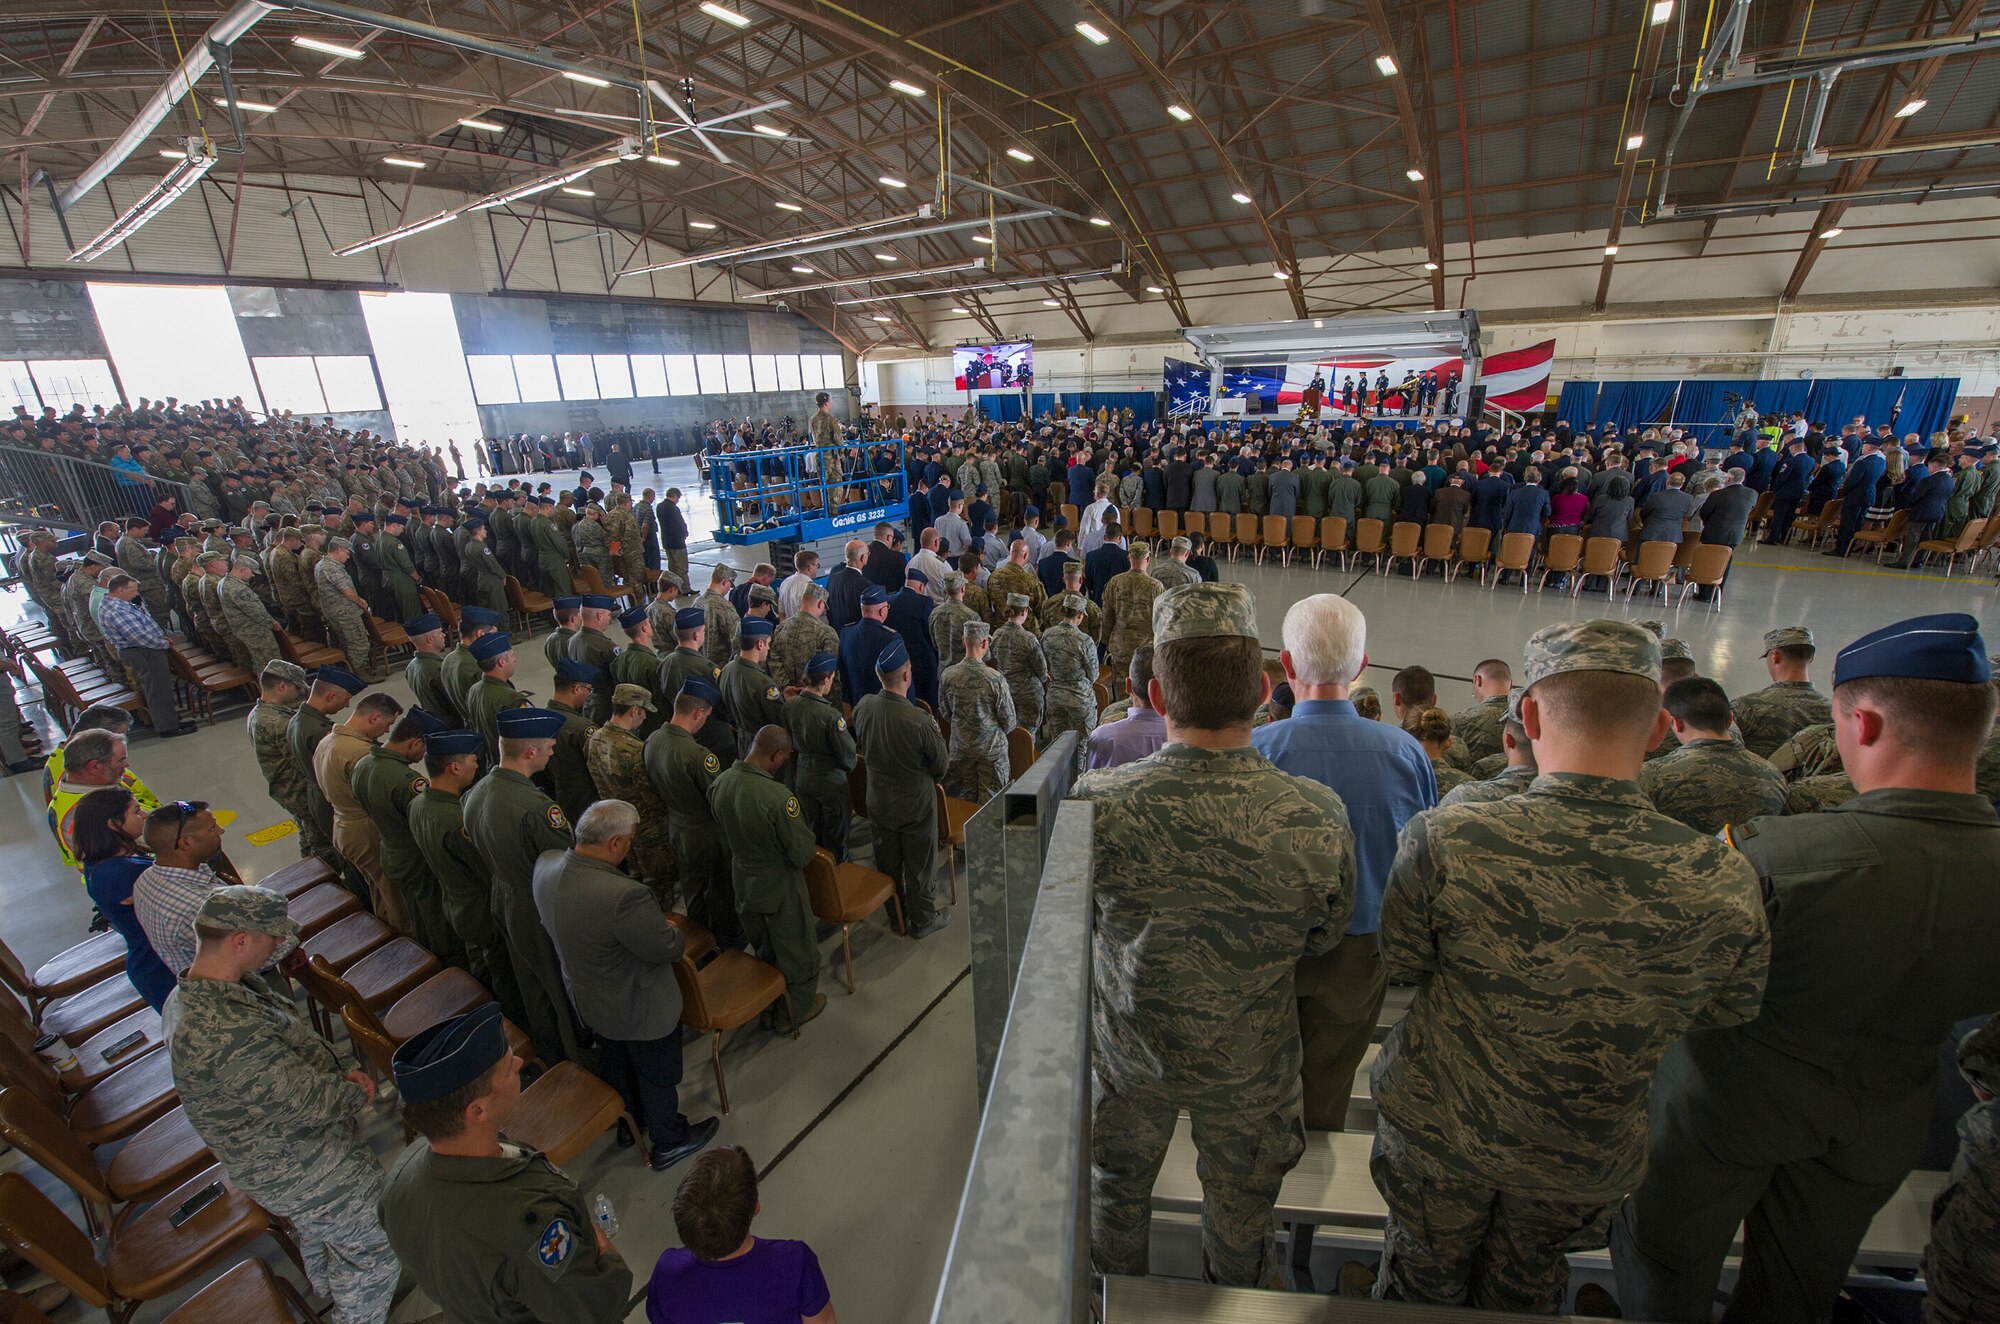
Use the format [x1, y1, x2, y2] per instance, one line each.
[708, 439, 910, 550]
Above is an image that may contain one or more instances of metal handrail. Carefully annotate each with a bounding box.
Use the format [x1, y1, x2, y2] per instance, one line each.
[0, 445, 196, 533]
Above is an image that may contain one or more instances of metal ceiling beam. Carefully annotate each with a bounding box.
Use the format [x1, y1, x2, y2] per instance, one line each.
[1590, 5, 1673, 312]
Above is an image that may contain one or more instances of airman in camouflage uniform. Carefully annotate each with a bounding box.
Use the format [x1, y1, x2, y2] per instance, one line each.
[572, 505, 613, 584]
[220, 554, 282, 678]
[1766, 721, 1840, 782]
[1073, 582, 1355, 1288]
[1039, 561, 1102, 641]
[114, 521, 173, 630]
[1040, 595, 1099, 774]
[1638, 677, 1789, 835]
[24, 531, 62, 622]
[989, 595, 1046, 736]
[929, 573, 979, 670]
[603, 492, 644, 588]
[1448, 692, 1511, 766]
[586, 684, 675, 900]
[1371, 619, 1769, 1311]
[1731, 625, 1831, 757]
[268, 527, 315, 635]
[164, 887, 400, 1324]
[938, 622, 1015, 802]
[248, 661, 337, 870]
[195, 552, 249, 669]
[697, 568, 741, 668]
[1148, 536, 1200, 591]
[984, 542, 1045, 629]
[1923, 1014, 2000, 1324]
[1099, 542, 1162, 677]
[1438, 697, 1537, 808]
[769, 584, 840, 696]
[315, 542, 384, 681]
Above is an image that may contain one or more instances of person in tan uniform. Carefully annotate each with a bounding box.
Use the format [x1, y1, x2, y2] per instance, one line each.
[313, 691, 412, 932]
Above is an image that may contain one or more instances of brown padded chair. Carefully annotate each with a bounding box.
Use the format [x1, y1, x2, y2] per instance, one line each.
[1006, 727, 1036, 782]
[301, 944, 440, 1020]
[1489, 532, 1536, 593]
[1061, 503, 1080, 533]
[505, 576, 554, 633]
[1290, 516, 1316, 565]
[1576, 536, 1623, 598]
[287, 883, 364, 940]
[0, 1087, 213, 1229]
[1316, 516, 1349, 570]
[299, 912, 394, 975]
[1130, 507, 1155, 539]
[274, 628, 345, 671]
[257, 856, 335, 900]
[1232, 513, 1260, 562]
[160, 1259, 321, 1324]
[0, 998, 156, 1095]
[1207, 513, 1233, 557]
[1385, 522, 1423, 577]
[0, 1029, 179, 1148]
[379, 968, 495, 1044]
[1450, 527, 1492, 584]
[27, 976, 147, 1053]
[1157, 510, 1180, 542]
[344, 1007, 588, 1151]
[1537, 534, 1583, 591]
[1260, 514, 1288, 567]
[1093, 680, 1113, 713]
[935, 784, 974, 906]
[15, 932, 128, 1011]
[1352, 518, 1387, 572]
[847, 758, 868, 822]
[673, 949, 792, 1115]
[1626, 540, 1679, 600]
[1848, 508, 1910, 562]
[1415, 523, 1456, 579]
[1184, 512, 1206, 538]
[1678, 544, 1734, 609]
[165, 646, 254, 723]
[0, 1168, 294, 1324]
[806, 849, 905, 994]
[1912, 517, 1987, 576]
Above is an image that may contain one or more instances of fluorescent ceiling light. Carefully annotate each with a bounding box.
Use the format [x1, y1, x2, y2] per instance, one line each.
[949, 306, 968, 313]
[559, 185, 595, 196]
[1649, 0, 1674, 23]
[689, 220, 717, 229]
[879, 175, 907, 188]
[1042, 298, 1060, 306]
[1423, 261, 1439, 270]
[70, 144, 217, 261]
[700, 1, 752, 26]
[214, 97, 278, 113]
[646, 154, 681, 166]
[1272, 269, 1289, 279]
[775, 200, 804, 212]
[332, 209, 459, 257]
[1006, 148, 1034, 162]
[889, 80, 926, 96]
[159, 148, 187, 159]
[754, 123, 787, 137]
[1604, 244, 1619, 255]
[872, 314, 891, 322]
[1374, 54, 1398, 76]
[875, 252, 896, 261]
[1089, 216, 1111, 227]
[564, 71, 612, 88]
[1405, 167, 1424, 181]
[1075, 21, 1110, 44]
[384, 156, 426, 168]
[972, 233, 994, 244]
[468, 159, 611, 211]
[1626, 133, 1644, 150]
[1895, 98, 1926, 118]
[835, 262, 1122, 306]
[745, 257, 988, 298]
[293, 35, 365, 59]
[1231, 191, 1252, 204]
[791, 265, 814, 273]
[1819, 227, 1844, 238]
[458, 117, 504, 132]
[1167, 104, 1193, 122]
[1145, 284, 1164, 293]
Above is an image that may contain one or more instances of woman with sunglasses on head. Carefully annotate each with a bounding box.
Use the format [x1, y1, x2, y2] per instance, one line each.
[72, 786, 176, 1010]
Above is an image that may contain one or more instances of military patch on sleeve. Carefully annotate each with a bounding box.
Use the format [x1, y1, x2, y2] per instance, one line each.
[835, 717, 847, 731]
[411, 778, 428, 793]
[785, 795, 800, 818]
[534, 1217, 574, 1271]
[765, 685, 779, 701]
[547, 804, 569, 831]
[703, 753, 720, 774]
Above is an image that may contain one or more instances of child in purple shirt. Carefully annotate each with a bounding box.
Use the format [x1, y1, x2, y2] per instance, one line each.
[647, 1146, 836, 1324]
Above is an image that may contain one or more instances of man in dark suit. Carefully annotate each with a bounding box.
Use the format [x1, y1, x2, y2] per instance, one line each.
[1697, 471, 1758, 549]
[1762, 438, 1816, 545]
[1894, 454, 1955, 568]
[1430, 473, 1472, 535]
[1828, 439, 1887, 556]
[885, 568, 940, 707]
[1499, 469, 1550, 537]
[1083, 527, 1130, 603]
[825, 540, 868, 631]
[532, 800, 718, 1170]
[862, 522, 908, 590]
[1638, 472, 1696, 544]
[1469, 468, 1512, 533]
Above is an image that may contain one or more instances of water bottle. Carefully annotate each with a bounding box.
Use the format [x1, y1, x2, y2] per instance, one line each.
[592, 1194, 619, 1240]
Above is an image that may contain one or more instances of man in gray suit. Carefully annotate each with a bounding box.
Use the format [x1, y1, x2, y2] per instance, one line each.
[532, 799, 719, 1171]
[1638, 471, 1697, 544]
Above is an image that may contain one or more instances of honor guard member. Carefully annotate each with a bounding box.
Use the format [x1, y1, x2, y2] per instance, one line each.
[585, 685, 675, 899]
[1373, 619, 1769, 1312]
[410, 730, 529, 1030]
[853, 636, 950, 938]
[1041, 594, 1100, 774]
[402, 613, 454, 720]
[1731, 625, 1832, 757]
[544, 658, 601, 827]
[353, 705, 463, 964]
[544, 596, 582, 672]
[698, 565, 742, 668]
[463, 707, 588, 1066]
[566, 595, 619, 723]
[1638, 678, 1788, 835]
[249, 660, 337, 873]
[781, 653, 855, 860]
[444, 606, 504, 723]
[382, 1005, 633, 1324]
[938, 622, 1015, 802]
[990, 593, 1047, 735]
[1073, 583, 1356, 1288]
[645, 677, 742, 948]
[168, 887, 401, 1324]
[287, 666, 365, 894]
[465, 630, 531, 763]
[661, 606, 736, 771]
[1613, 613, 2000, 1324]
[609, 604, 666, 737]
[721, 618, 784, 760]
[710, 726, 825, 1030]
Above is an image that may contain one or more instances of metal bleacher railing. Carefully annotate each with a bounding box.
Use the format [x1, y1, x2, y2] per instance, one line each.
[0, 444, 197, 534]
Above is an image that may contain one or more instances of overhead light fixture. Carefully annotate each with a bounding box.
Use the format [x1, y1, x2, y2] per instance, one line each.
[468, 155, 618, 211]
[458, 117, 504, 132]
[158, 147, 187, 159]
[879, 175, 907, 188]
[559, 185, 595, 196]
[69, 142, 217, 261]
[775, 200, 804, 211]
[949, 306, 968, 313]
[1042, 298, 1060, 306]
[1231, 191, 1252, 204]
[835, 262, 1121, 306]
[700, 1, 752, 26]
[1089, 216, 1111, 227]
[1375, 53, 1398, 76]
[1405, 167, 1424, 181]
[627, 209, 1028, 278]
[1624, 133, 1645, 151]
[646, 154, 681, 166]
[972, 233, 994, 244]
[1649, 0, 1674, 23]
[1075, 21, 1110, 44]
[791, 265, 814, 273]
[889, 80, 926, 96]
[1895, 98, 1926, 118]
[563, 70, 611, 88]
[872, 314, 891, 322]
[332, 209, 460, 257]
[754, 123, 788, 137]
[1272, 269, 1289, 279]
[383, 156, 426, 168]
[293, 35, 365, 59]
[1145, 284, 1164, 293]
[1006, 147, 1034, 162]
[689, 220, 717, 229]
[1167, 104, 1193, 122]
[1819, 227, 1845, 238]
[745, 257, 989, 298]
[1423, 260, 1439, 270]
[875, 252, 896, 261]
[1604, 244, 1619, 255]
[214, 97, 278, 114]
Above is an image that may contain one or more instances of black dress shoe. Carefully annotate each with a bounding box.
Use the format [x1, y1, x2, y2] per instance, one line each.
[615, 1119, 635, 1149]
[158, 727, 191, 739]
[647, 1117, 720, 1171]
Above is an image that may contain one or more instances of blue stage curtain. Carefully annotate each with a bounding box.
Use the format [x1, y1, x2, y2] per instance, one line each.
[1805, 379, 1906, 434]
[1895, 378, 1959, 443]
[1555, 382, 1598, 431]
[1671, 379, 1805, 447]
[1595, 380, 1680, 431]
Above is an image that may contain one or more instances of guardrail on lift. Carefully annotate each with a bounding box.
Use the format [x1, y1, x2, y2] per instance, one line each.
[0, 446, 197, 533]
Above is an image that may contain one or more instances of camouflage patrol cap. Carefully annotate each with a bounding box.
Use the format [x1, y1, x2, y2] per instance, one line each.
[231, 554, 261, 572]
[1169, 536, 1191, 552]
[1660, 637, 1694, 662]
[803, 583, 829, 603]
[1763, 625, 1812, 651]
[1129, 540, 1151, 558]
[657, 570, 688, 591]
[1634, 619, 1664, 638]
[963, 621, 991, 642]
[1063, 560, 1084, 576]
[942, 572, 965, 590]
[1153, 582, 1257, 645]
[328, 537, 353, 552]
[1958, 1016, 2000, 1094]
[1505, 688, 1527, 725]
[1005, 593, 1030, 611]
[194, 885, 301, 954]
[1522, 618, 1660, 686]
[262, 660, 308, 690]
[748, 584, 778, 605]
[612, 682, 656, 713]
[1061, 593, 1087, 614]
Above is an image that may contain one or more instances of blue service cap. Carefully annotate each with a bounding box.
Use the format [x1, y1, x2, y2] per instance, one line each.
[860, 585, 890, 606]
[553, 657, 600, 684]
[876, 635, 909, 672]
[1833, 612, 1990, 688]
[404, 612, 442, 635]
[1024, 505, 1040, 518]
[352, 510, 376, 524]
[552, 596, 583, 612]
[405, 707, 450, 736]
[905, 568, 929, 585]
[460, 606, 502, 629]
[392, 1003, 509, 1105]
[680, 676, 722, 707]
[384, 513, 406, 527]
[805, 651, 838, 678]
[674, 606, 707, 631]
[469, 632, 514, 663]
[312, 665, 367, 695]
[577, 594, 614, 611]
[740, 617, 774, 640]
[424, 729, 483, 758]
[494, 707, 567, 739]
[617, 603, 649, 631]
[462, 514, 486, 529]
